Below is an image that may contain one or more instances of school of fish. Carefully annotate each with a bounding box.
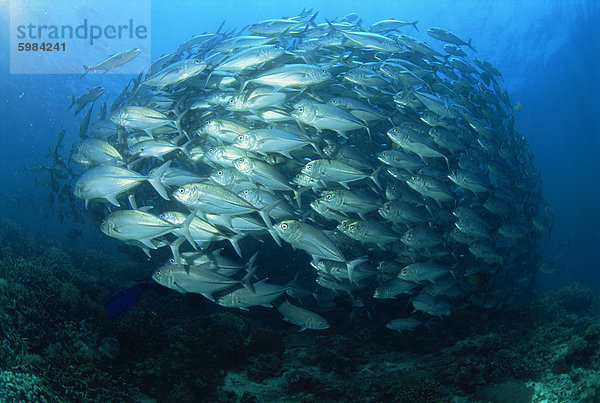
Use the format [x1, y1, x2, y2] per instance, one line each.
[59, 10, 554, 331]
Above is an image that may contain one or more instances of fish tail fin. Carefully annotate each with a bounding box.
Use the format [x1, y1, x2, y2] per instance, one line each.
[179, 139, 193, 159]
[215, 20, 226, 34]
[308, 135, 325, 158]
[228, 234, 244, 258]
[67, 95, 75, 110]
[347, 257, 368, 285]
[258, 200, 284, 246]
[239, 78, 249, 94]
[324, 18, 337, 35]
[80, 64, 91, 78]
[412, 20, 419, 31]
[365, 125, 372, 142]
[179, 210, 198, 250]
[293, 188, 305, 209]
[259, 199, 280, 225]
[286, 270, 300, 291]
[424, 318, 433, 331]
[307, 11, 319, 28]
[147, 160, 171, 200]
[241, 265, 256, 292]
[268, 227, 282, 247]
[204, 70, 215, 90]
[168, 236, 187, 263]
[369, 165, 383, 190]
[174, 108, 190, 140]
[468, 38, 477, 53]
[246, 251, 259, 271]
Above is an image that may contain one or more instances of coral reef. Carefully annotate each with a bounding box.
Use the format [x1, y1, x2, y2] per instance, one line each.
[0, 217, 599, 401]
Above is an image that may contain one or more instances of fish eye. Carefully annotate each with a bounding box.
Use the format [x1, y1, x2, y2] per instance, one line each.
[326, 194, 332, 200]
[178, 188, 185, 194]
[237, 135, 244, 141]
[298, 106, 304, 112]
[228, 98, 235, 103]
[244, 190, 249, 194]
[217, 170, 223, 175]
[281, 223, 288, 230]
[350, 225, 355, 231]
[169, 258, 175, 264]
[305, 164, 311, 170]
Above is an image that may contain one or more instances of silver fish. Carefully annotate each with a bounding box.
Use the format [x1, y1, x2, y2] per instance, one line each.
[73, 161, 170, 207]
[81, 48, 141, 77]
[277, 299, 329, 331]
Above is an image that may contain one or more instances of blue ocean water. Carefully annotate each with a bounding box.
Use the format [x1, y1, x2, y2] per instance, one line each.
[0, 1, 599, 400]
[1, 0, 597, 286]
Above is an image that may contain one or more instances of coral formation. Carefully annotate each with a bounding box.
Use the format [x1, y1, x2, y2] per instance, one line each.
[0, 217, 598, 401]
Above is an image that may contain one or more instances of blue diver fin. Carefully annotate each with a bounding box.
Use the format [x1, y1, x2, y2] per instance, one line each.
[103, 277, 157, 319]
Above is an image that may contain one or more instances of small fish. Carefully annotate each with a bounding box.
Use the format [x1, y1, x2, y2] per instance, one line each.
[68, 86, 104, 116]
[386, 317, 423, 333]
[370, 19, 419, 33]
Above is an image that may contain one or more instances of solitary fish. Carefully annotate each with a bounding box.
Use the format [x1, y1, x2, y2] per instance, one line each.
[278, 300, 329, 331]
[427, 27, 476, 52]
[386, 317, 423, 333]
[81, 48, 141, 77]
[370, 19, 419, 33]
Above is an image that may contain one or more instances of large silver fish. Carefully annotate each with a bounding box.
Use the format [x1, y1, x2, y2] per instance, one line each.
[73, 161, 171, 207]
